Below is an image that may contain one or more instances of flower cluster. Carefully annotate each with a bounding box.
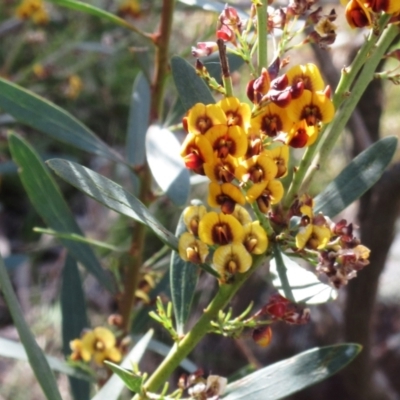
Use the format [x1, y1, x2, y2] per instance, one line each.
[15, 0, 49, 25]
[69, 327, 122, 366]
[342, 0, 400, 29]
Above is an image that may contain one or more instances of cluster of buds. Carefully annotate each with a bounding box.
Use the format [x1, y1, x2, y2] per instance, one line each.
[15, 0, 49, 25]
[179, 370, 227, 400]
[289, 195, 370, 288]
[69, 326, 123, 366]
[342, 0, 400, 29]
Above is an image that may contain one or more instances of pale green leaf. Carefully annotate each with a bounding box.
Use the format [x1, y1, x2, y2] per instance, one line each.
[223, 344, 361, 400]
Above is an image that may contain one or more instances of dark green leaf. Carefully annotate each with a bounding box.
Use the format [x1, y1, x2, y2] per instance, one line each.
[0, 337, 93, 382]
[8, 133, 114, 292]
[223, 344, 361, 400]
[47, 0, 135, 30]
[0, 253, 63, 400]
[0, 77, 122, 162]
[270, 249, 337, 305]
[204, 53, 245, 82]
[61, 255, 91, 400]
[104, 362, 143, 393]
[91, 330, 153, 400]
[47, 158, 178, 250]
[170, 211, 199, 334]
[146, 125, 190, 206]
[171, 56, 215, 111]
[127, 72, 150, 167]
[314, 136, 398, 217]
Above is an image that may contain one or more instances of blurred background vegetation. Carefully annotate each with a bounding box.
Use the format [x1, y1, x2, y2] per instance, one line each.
[0, 0, 399, 399]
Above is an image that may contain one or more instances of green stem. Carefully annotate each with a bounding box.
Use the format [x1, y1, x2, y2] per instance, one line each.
[256, 0, 268, 73]
[272, 243, 294, 302]
[133, 256, 266, 399]
[282, 15, 394, 211]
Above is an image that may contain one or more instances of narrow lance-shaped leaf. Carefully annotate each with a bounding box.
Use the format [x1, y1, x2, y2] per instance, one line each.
[47, 0, 136, 31]
[170, 210, 199, 335]
[8, 133, 114, 292]
[0, 253, 63, 400]
[146, 125, 190, 206]
[91, 330, 153, 400]
[127, 72, 150, 167]
[314, 136, 398, 217]
[171, 56, 215, 111]
[47, 158, 179, 251]
[222, 344, 361, 400]
[270, 249, 337, 305]
[0, 77, 122, 163]
[0, 337, 93, 382]
[61, 255, 91, 400]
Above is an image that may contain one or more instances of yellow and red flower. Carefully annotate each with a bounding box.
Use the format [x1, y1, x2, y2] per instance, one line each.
[179, 232, 209, 264]
[251, 103, 292, 137]
[183, 204, 207, 236]
[246, 180, 284, 213]
[235, 154, 278, 183]
[218, 97, 251, 130]
[285, 64, 325, 93]
[205, 125, 248, 159]
[187, 103, 227, 135]
[243, 221, 269, 254]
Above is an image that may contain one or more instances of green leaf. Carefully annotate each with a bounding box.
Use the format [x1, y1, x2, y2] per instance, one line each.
[8, 133, 114, 292]
[0, 77, 122, 163]
[91, 330, 153, 400]
[104, 362, 143, 393]
[171, 56, 215, 111]
[222, 344, 361, 400]
[170, 211, 199, 334]
[0, 337, 93, 382]
[204, 53, 245, 81]
[47, 158, 178, 250]
[0, 253, 63, 400]
[314, 136, 398, 217]
[146, 125, 190, 206]
[270, 248, 337, 305]
[61, 255, 91, 400]
[47, 0, 135, 31]
[127, 72, 150, 167]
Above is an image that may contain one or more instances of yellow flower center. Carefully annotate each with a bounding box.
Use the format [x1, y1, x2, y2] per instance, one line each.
[226, 111, 242, 127]
[94, 339, 105, 351]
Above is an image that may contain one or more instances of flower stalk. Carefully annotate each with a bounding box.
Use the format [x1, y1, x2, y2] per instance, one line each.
[256, 0, 268, 73]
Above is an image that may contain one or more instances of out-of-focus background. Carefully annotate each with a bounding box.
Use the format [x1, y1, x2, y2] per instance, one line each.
[0, 0, 399, 399]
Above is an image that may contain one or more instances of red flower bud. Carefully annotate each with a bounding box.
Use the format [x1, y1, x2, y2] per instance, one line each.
[252, 326, 272, 347]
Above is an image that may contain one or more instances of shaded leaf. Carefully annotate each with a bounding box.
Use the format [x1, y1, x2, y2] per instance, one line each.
[0, 253, 63, 400]
[146, 125, 190, 206]
[270, 248, 337, 305]
[223, 344, 361, 400]
[171, 56, 215, 111]
[0, 77, 122, 162]
[170, 211, 199, 334]
[127, 72, 150, 167]
[91, 330, 153, 400]
[8, 133, 114, 292]
[47, 158, 178, 250]
[0, 337, 93, 382]
[204, 53, 245, 81]
[61, 255, 91, 400]
[314, 136, 398, 217]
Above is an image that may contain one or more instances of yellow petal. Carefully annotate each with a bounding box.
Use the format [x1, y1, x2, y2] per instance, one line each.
[243, 221, 269, 254]
[213, 243, 252, 280]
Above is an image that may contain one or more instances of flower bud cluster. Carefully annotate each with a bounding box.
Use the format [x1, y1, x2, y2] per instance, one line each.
[15, 0, 49, 24]
[290, 195, 370, 288]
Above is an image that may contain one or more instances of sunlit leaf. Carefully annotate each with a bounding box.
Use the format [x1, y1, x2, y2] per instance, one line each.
[47, 159, 178, 250]
[146, 125, 190, 206]
[104, 362, 143, 393]
[8, 133, 114, 292]
[171, 56, 215, 111]
[0, 77, 122, 162]
[270, 248, 337, 305]
[127, 72, 150, 167]
[91, 330, 153, 400]
[61, 255, 91, 400]
[0, 337, 93, 382]
[314, 136, 398, 217]
[222, 344, 361, 400]
[0, 253, 63, 400]
[170, 211, 199, 334]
